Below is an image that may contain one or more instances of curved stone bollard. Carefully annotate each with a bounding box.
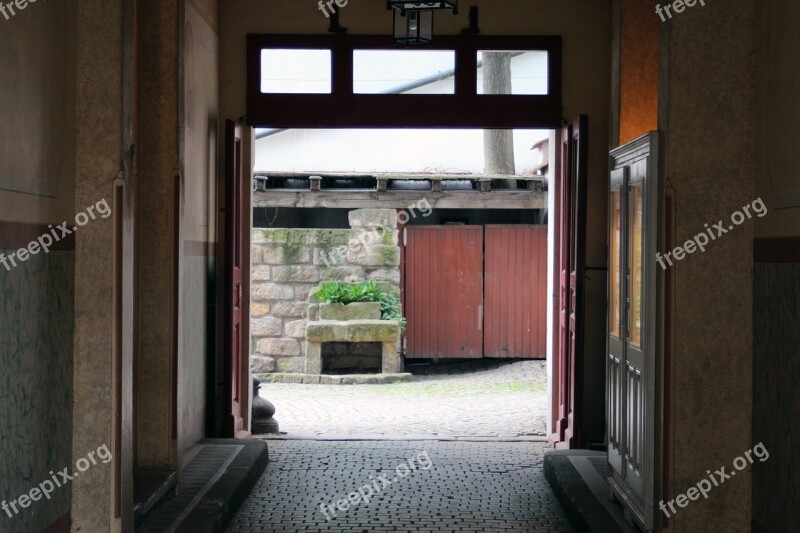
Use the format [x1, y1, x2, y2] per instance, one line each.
[251, 376, 280, 434]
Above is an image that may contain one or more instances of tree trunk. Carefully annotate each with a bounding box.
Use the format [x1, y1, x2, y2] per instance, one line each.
[483, 52, 516, 188]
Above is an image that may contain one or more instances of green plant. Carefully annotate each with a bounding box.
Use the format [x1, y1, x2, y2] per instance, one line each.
[314, 282, 346, 303]
[378, 292, 407, 331]
[315, 281, 406, 330]
[315, 280, 380, 303]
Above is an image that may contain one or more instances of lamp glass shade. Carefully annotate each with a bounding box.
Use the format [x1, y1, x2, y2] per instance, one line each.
[393, 9, 434, 45]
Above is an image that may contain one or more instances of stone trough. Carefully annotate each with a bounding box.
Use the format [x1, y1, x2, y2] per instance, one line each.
[305, 283, 403, 374]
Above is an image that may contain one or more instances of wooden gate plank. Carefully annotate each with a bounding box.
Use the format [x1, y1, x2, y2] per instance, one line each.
[405, 226, 483, 359]
[484, 225, 547, 359]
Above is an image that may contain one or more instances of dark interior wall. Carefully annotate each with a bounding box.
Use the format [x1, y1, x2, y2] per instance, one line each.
[0, 2, 77, 531]
[179, 0, 220, 457]
[661, 1, 756, 529]
[137, 0, 180, 470]
[752, 2, 800, 530]
[753, 261, 800, 532]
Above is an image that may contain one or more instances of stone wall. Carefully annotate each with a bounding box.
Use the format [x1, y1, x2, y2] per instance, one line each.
[250, 209, 401, 373]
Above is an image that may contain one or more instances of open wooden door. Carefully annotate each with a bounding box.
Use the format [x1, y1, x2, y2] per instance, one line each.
[607, 132, 659, 530]
[224, 119, 246, 438]
[550, 115, 588, 449]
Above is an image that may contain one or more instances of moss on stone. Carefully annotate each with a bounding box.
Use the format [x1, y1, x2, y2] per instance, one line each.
[258, 228, 288, 243]
[320, 302, 382, 321]
[281, 242, 305, 264]
[381, 228, 396, 246]
[287, 230, 308, 245]
[346, 320, 401, 342]
[315, 229, 351, 246]
[306, 320, 400, 343]
[380, 245, 400, 264]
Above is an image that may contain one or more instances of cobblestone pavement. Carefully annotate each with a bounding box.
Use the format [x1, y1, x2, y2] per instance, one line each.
[226, 440, 576, 533]
[260, 360, 548, 440]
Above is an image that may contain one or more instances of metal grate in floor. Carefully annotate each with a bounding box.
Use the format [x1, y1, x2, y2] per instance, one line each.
[587, 454, 608, 478]
[137, 444, 243, 533]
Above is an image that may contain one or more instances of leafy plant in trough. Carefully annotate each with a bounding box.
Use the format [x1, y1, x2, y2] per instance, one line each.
[315, 281, 406, 330]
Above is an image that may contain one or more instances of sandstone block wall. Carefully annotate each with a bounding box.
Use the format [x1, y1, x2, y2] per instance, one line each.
[250, 209, 401, 373]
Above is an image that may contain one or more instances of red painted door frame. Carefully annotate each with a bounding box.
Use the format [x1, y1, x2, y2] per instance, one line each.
[550, 115, 588, 449]
[224, 120, 247, 438]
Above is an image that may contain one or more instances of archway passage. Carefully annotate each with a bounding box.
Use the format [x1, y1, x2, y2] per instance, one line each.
[225, 31, 594, 533]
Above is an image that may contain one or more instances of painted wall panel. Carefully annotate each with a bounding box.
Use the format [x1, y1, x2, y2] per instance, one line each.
[753, 262, 800, 532]
[0, 252, 74, 533]
[0, 2, 77, 531]
[178, 1, 220, 456]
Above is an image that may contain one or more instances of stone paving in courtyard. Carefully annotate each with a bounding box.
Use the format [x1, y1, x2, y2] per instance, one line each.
[226, 361, 575, 532]
[226, 440, 576, 533]
[259, 360, 548, 440]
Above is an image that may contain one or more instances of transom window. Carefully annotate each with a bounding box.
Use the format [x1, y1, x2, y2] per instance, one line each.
[247, 35, 561, 129]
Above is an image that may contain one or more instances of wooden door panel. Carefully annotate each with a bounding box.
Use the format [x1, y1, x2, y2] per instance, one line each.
[607, 132, 659, 531]
[552, 121, 572, 445]
[484, 225, 547, 358]
[405, 226, 483, 359]
[608, 168, 626, 474]
[224, 119, 245, 438]
[551, 115, 588, 449]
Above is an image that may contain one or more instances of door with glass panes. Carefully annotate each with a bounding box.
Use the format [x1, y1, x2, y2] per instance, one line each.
[607, 132, 659, 531]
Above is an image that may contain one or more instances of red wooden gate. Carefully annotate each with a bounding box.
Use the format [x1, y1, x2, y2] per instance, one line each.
[484, 225, 547, 358]
[405, 226, 484, 359]
[404, 225, 547, 360]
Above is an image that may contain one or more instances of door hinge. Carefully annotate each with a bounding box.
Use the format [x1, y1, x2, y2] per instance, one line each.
[478, 304, 483, 330]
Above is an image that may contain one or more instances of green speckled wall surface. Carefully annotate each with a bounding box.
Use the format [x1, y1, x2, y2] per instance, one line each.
[0, 251, 73, 533]
[753, 262, 800, 531]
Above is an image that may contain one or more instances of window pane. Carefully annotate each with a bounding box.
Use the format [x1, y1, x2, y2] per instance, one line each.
[353, 50, 456, 94]
[477, 51, 548, 95]
[629, 183, 643, 346]
[610, 189, 621, 338]
[260, 49, 331, 94]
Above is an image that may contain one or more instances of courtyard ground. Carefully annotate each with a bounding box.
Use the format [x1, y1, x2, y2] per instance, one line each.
[259, 360, 548, 440]
[226, 360, 578, 532]
[226, 440, 576, 533]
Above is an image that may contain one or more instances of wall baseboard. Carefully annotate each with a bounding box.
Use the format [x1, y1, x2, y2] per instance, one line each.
[42, 513, 70, 533]
[754, 237, 800, 263]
